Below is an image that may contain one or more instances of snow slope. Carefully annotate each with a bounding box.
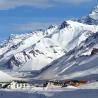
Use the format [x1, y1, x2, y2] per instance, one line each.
[0, 70, 13, 82]
[0, 20, 98, 71]
[0, 83, 98, 98]
[37, 31, 98, 80]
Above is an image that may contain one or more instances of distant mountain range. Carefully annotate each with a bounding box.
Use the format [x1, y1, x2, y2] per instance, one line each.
[0, 5, 98, 80]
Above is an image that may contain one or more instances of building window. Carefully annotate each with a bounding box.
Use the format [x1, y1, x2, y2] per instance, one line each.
[0, 84, 2, 87]
[22, 84, 24, 88]
[18, 83, 20, 87]
[25, 83, 27, 87]
[15, 84, 17, 88]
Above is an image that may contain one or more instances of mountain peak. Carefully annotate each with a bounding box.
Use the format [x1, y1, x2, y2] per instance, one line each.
[79, 5, 98, 25]
[89, 5, 98, 20]
[59, 21, 69, 29]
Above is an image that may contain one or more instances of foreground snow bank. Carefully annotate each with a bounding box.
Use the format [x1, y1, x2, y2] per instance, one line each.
[80, 82, 98, 89]
[0, 82, 98, 98]
[0, 89, 98, 98]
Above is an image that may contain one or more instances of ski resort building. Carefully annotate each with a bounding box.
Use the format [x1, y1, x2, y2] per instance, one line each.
[0, 80, 33, 89]
[7, 81, 32, 89]
[43, 80, 63, 89]
[64, 80, 87, 87]
[0, 79, 88, 89]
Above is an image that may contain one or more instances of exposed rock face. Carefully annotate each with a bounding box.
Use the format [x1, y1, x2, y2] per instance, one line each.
[59, 21, 69, 29]
[91, 48, 98, 56]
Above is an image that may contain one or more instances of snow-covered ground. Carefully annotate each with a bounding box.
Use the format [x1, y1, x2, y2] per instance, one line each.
[79, 82, 98, 89]
[0, 83, 98, 98]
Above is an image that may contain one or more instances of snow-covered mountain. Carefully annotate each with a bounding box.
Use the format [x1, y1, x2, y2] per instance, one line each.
[79, 5, 98, 25]
[0, 5, 98, 81]
[37, 31, 98, 80]
[0, 20, 98, 71]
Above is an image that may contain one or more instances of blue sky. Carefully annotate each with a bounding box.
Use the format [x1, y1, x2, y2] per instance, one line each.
[0, 0, 98, 41]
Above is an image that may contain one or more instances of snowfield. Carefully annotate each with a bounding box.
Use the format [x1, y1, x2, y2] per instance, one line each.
[0, 84, 98, 98]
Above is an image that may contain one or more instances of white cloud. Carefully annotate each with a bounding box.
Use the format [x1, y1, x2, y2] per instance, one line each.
[0, 0, 93, 10]
[10, 21, 61, 33]
[53, 0, 92, 4]
[0, 0, 52, 10]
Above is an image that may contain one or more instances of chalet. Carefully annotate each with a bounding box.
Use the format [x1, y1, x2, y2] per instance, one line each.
[63, 80, 87, 87]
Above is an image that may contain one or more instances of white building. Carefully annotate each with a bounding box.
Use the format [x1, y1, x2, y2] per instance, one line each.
[7, 81, 32, 89]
